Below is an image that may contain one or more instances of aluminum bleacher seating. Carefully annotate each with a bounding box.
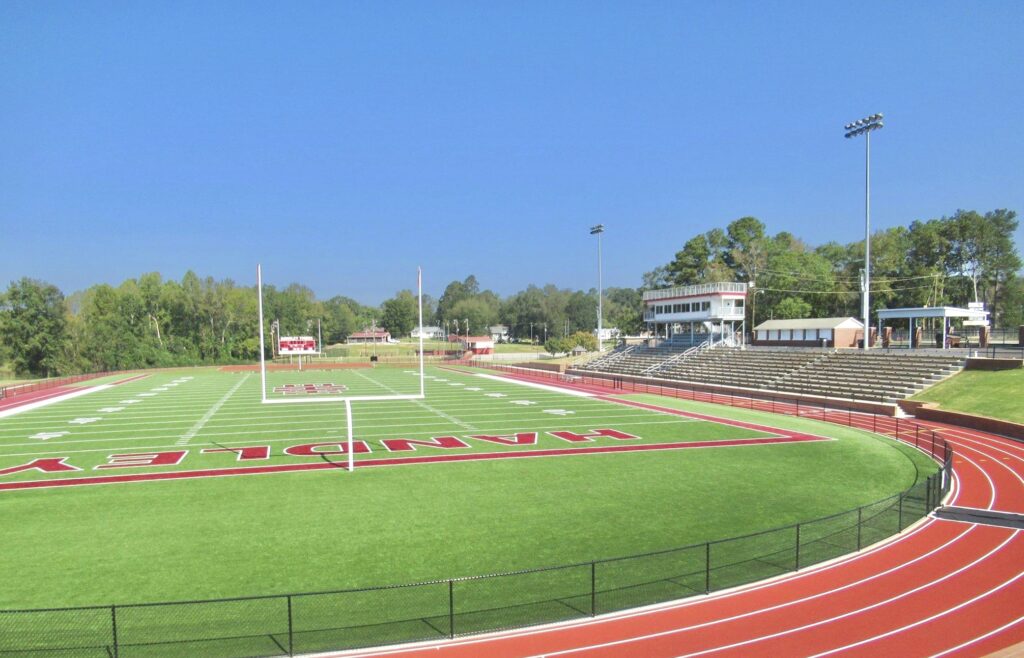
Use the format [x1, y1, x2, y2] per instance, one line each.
[576, 345, 965, 403]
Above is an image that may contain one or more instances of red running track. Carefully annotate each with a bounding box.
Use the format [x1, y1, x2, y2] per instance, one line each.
[0, 373, 150, 413]
[330, 369, 1024, 658]
[0, 384, 81, 411]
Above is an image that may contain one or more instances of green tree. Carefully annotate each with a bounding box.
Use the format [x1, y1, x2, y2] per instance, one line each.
[666, 235, 713, 284]
[565, 290, 597, 333]
[568, 330, 598, 351]
[0, 278, 68, 376]
[381, 290, 418, 336]
[640, 265, 671, 291]
[774, 297, 812, 320]
[435, 275, 479, 324]
[544, 336, 573, 356]
[604, 287, 643, 335]
[450, 296, 499, 336]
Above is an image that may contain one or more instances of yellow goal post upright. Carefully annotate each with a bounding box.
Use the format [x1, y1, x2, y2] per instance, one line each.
[256, 264, 426, 472]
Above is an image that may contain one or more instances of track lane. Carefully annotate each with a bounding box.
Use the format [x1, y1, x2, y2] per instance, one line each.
[334, 369, 1022, 658]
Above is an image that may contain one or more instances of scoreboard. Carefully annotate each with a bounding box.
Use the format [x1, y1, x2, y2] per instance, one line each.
[278, 336, 318, 355]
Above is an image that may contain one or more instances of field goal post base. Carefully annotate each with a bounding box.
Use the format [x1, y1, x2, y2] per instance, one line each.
[256, 264, 427, 472]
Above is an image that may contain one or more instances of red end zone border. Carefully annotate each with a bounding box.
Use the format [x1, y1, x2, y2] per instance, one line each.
[0, 372, 835, 492]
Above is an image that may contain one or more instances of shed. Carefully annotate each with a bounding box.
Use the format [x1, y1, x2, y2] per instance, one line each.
[463, 336, 495, 355]
[753, 317, 864, 348]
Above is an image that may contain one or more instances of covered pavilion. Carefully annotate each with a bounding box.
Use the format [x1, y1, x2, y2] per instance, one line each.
[876, 306, 989, 349]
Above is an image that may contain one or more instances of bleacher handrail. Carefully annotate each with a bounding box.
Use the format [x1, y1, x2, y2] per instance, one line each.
[642, 281, 748, 301]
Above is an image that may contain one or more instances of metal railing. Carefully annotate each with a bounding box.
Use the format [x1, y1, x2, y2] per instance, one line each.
[0, 364, 953, 657]
[642, 282, 749, 301]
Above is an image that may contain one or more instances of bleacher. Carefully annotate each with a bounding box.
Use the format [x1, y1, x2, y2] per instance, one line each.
[577, 345, 965, 403]
[578, 334, 712, 377]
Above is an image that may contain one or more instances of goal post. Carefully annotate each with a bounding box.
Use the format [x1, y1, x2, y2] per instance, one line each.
[255, 264, 427, 471]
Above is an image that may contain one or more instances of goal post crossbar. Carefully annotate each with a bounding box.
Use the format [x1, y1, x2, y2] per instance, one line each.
[261, 393, 424, 404]
[256, 264, 427, 471]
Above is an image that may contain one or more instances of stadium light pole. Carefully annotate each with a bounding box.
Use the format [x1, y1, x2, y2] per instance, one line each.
[844, 113, 883, 350]
[590, 224, 606, 352]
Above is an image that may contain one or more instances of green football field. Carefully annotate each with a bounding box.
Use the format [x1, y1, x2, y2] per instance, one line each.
[0, 364, 938, 655]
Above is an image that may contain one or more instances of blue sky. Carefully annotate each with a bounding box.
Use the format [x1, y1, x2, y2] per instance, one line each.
[2, 1, 1022, 304]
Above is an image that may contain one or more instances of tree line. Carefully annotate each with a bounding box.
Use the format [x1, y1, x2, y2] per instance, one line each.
[644, 210, 1021, 328]
[1, 208, 1019, 378]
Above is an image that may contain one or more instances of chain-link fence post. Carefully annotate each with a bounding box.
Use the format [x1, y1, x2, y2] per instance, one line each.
[704, 542, 711, 594]
[287, 595, 293, 656]
[857, 507, 863, 550]
[448, 580, 455, 639]
[794, 524, 801, 571]
[590, 562, 597, 616]
[111, 604, 119, 658]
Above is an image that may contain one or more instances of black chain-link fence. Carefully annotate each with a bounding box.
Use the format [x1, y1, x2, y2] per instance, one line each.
[0, 380, 953, 657]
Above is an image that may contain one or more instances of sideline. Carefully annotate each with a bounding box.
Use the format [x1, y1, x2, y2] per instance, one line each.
[0, 385, 114, 419]
[0, 374, 150, 419]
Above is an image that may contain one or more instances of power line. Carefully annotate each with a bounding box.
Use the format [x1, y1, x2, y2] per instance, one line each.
[755, 270, 942, 285]
[756, 283, 937, 295]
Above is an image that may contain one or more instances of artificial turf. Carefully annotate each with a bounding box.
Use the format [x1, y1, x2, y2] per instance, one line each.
[0, 364, 939, 655]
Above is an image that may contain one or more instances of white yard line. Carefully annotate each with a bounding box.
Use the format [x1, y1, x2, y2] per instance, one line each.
[471, 372, 594, 397]
[353, 370, 478, 432]
[0, 385, 115, 419]
[175, 374, 250, 446]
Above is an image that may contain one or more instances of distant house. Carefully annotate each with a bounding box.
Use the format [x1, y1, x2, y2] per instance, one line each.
[753, 317, 864, 348]
[489, 325, 509, 342]
[594, 327, 620, 340]
[347, 329, 391, 344]
[411, 326, 445, 340]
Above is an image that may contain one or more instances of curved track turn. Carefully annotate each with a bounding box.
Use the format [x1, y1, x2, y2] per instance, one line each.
[331, 375, 1024, 658]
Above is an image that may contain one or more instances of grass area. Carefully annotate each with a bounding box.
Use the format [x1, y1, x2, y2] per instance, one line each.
[322, 340, 450, 357]
[493, 342, 547, 353]
[322, 340, 544, 357]
[913, 368, 1024, 423]
[0, 365, 938, 655]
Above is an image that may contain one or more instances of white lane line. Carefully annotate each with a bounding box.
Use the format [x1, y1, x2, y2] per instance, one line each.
[691, 530, 1021, 658]
[175, 374, 250, 446]
[0, 384, 115, 419]
[948, 449, 998, 510]
[330, 521, 953, 658]
[529, 525, 989, 657]
[930, 612, 1024, 657]
[808, 536, 1023, 657]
